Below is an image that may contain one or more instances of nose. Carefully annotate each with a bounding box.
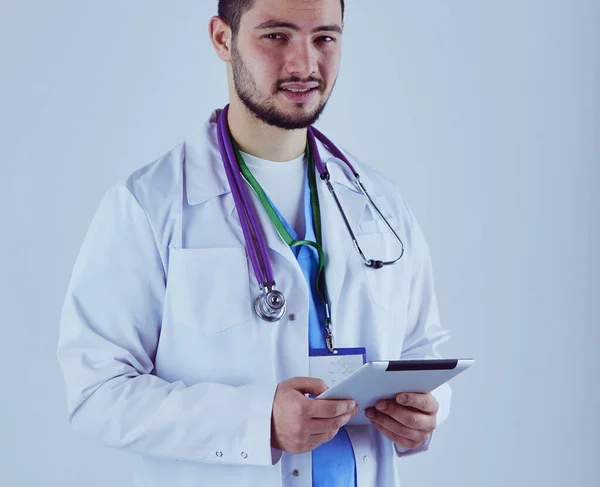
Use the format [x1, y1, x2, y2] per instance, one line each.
[285, 39, 319, 79]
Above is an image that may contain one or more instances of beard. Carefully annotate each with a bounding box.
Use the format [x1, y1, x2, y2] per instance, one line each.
[230, 39, 335, 130]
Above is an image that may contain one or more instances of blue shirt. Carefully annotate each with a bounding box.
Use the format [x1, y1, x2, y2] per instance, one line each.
[268, 164, 357, 487]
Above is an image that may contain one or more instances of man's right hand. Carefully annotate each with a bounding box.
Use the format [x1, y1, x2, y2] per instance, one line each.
[270, 377, 359, 454]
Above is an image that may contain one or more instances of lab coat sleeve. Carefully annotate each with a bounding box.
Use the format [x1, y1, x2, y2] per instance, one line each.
[393, 197, 452, 457]
[56, 183, 281, 467]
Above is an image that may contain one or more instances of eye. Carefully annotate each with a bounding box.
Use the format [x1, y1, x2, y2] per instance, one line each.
[265, 33, 285, 41]
[317, 36, 335, 43]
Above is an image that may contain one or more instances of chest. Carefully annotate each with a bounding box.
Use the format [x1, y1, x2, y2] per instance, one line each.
[153, 191, 413, 387]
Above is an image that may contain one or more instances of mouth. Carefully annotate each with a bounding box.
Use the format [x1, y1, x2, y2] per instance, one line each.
[278, 86, 319, 103]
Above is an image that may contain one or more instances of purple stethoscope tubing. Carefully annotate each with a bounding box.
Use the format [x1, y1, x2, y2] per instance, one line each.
[216, 104, 406, 325]
[308, 124, 358, 178]
[217, 109, 274, 288]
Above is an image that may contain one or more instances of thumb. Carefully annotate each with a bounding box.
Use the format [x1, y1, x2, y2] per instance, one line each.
[286, 377, 329, 396]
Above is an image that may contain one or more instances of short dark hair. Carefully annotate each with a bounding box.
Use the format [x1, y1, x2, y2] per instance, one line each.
[218, 0, 345, 37]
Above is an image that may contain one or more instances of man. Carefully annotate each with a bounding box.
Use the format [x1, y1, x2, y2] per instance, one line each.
[57, 1, 452, 486]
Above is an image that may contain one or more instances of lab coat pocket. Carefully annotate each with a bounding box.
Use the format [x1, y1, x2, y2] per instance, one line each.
[359, 216, 398, 235]
[166, 247, 253, 335]
[355, 228, 410, 313]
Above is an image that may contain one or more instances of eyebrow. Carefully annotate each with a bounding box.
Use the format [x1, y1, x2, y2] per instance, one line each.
[254, 20, 343, 35]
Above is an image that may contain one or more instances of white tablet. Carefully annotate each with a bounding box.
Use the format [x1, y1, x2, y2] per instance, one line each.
[316, 358, 474, 426]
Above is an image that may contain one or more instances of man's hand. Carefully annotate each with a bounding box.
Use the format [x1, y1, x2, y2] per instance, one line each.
[364, 392, 438, 449]
[271, 377, 360, 454]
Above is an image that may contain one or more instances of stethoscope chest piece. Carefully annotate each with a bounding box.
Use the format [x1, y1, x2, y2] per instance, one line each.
[254, 286, 286, 322]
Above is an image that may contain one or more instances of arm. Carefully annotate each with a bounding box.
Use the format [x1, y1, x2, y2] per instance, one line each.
[394, 198, 452, 457]
[56, 183, 281, 467]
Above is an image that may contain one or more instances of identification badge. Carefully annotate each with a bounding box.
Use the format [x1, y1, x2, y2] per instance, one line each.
[309, 348, 366, 389]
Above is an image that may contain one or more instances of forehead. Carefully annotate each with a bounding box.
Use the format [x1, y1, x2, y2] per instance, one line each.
[243, 0, 343, 26]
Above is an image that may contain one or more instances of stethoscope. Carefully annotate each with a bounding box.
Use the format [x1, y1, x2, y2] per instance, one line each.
[217, 104, 405, 351]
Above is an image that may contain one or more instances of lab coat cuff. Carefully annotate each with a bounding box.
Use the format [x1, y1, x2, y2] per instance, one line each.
[431, 384, 451, 427]
[394, 432, 432, 457]
[245, 382, 282, 466]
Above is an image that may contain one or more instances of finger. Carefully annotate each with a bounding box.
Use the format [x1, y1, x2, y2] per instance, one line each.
[369, 404, 436, 432]
[308, 430, 340, 447]
[288, 377, 329, 396]
[311, 398, 357, 419]
[368, 407, 427, 442]
[396, 393, 438, 414]
[309, 407, 358, 434]
[371, 420, 427, 450]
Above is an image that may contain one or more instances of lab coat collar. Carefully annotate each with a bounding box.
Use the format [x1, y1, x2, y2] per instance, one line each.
[183, 108, 365, 206]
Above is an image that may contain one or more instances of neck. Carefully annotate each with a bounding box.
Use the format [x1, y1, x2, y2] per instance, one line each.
[226, 98, 307, 162]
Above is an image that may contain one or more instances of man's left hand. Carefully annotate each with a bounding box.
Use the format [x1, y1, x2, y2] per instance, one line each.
[364, 392, 438, 450]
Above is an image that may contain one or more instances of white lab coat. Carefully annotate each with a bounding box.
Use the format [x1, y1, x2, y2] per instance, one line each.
[57, 108, 452, 487]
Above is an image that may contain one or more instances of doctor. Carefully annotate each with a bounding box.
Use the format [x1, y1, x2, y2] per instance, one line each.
[57, 0, 453, 486]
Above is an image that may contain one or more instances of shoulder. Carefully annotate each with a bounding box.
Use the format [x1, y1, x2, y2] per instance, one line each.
[121, 142, 185, 212]
[344, 148, 399, 194]
[97, 142, 186, 255]
[329, 143, 411, 216]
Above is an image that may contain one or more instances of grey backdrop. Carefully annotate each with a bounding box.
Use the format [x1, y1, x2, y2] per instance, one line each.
[1, 0, 598, 486]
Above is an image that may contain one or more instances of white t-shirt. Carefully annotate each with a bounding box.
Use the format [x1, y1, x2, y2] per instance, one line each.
[239, 150, 308, 239]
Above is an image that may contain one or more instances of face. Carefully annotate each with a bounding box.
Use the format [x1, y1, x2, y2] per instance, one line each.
[229, 0, 343, 130]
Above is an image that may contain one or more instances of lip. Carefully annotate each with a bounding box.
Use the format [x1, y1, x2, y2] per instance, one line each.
[279, 87, 318, 103]
[279, 82, 320, 90]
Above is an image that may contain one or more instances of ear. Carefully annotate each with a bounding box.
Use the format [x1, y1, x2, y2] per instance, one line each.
[208, 16, 233, 62]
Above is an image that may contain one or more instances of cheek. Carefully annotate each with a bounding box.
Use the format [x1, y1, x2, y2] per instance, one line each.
[320, 53, 341, 79]
[251, 46, 284, 75]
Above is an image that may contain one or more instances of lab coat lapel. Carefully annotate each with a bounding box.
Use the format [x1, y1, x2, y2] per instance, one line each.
[316, 150, 368, 326]
[183, 109, 300, 268]
[225, 188, 297, 267]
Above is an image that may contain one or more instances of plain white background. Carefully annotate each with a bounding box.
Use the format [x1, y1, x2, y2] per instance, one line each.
[1, 0, 598, 485]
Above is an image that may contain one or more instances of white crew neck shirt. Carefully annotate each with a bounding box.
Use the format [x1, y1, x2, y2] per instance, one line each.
[239, 150, 308, 239]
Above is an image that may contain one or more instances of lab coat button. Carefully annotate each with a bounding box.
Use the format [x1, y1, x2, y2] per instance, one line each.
[289, 313, 296, 321]
[216, 452, 223, 458]
[363, 455, 369, 463]
[241, 452, 248, 459]
[292, 469, 300, 477]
